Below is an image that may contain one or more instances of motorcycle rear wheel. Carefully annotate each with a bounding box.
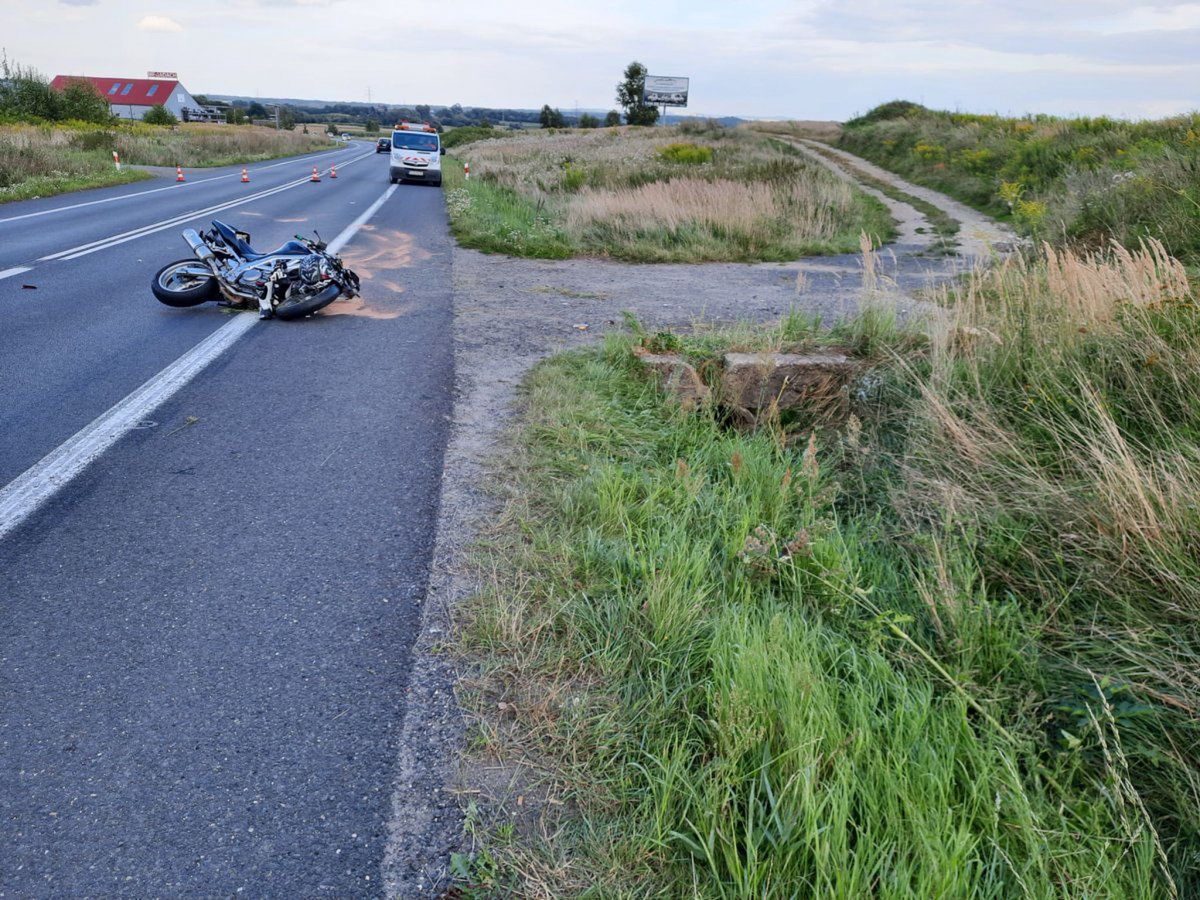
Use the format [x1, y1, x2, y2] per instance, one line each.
[152, 260, 219, 307]
[273, 283, 343, 320]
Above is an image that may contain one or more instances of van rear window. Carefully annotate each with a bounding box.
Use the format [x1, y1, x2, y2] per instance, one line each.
[391, 132, 438, 152]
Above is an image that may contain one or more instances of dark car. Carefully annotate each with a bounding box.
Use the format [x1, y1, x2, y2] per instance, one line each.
[375, 137, 391, 153]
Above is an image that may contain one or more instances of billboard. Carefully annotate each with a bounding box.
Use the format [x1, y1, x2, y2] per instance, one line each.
[643, 75, 689, 107]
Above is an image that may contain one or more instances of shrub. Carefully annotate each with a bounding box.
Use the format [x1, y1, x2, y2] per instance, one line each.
[142, 105, 177, 126]
[442, 125, 503, 149]
[657, 141, 713, 164]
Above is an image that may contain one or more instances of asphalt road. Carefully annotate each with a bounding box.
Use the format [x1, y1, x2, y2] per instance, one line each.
[0, 142, 455, 895]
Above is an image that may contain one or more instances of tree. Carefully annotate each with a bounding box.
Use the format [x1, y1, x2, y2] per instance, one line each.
[226, 106, 247, 125]
[277, 106, 295, 130]
[59, 77, 111, 123]
[0, 57, 61, 121]
[539, 104, 566, 128]
[143, 104, 178, 126]
[578, 113, 599, 129]
[364, 118, 380, 133]
[604, 110, 622, 127]
[616, 61, 658, 126]
[246, 101, 268, 119]
[326, 122, 339, 135]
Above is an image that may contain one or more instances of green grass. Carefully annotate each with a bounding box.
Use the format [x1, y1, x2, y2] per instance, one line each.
[443, 158, 576, 258]
[0, 165, 150, 203]
[444, 126, 896, 263]
[457, 245, 1199, 895]
[838, 101, 1200, 262]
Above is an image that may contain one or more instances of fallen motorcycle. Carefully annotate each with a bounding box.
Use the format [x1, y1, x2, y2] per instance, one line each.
[151, 220, 360, 320]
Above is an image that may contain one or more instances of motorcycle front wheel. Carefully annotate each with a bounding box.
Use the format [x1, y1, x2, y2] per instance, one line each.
[151, 260, 219, 307]
[273, 283, 344, 320]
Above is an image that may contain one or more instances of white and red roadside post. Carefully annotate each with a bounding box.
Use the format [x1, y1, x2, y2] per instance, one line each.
[112, 151, 121, 171]
[464, 162, 470, 180]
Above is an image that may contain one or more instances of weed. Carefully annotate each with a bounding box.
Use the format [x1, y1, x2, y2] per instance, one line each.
[459, 240, 1200, 895]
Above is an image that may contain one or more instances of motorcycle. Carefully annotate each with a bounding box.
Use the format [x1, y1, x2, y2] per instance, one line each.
[151, 219, 361, 320]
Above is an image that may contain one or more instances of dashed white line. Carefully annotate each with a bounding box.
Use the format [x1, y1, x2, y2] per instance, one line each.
[38, 150, 375, 262]
[0, 181, 398, 542]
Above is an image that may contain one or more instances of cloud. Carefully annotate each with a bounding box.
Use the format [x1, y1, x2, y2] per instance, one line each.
[59, 0, 99, 5]
[137, 14, 184, 32]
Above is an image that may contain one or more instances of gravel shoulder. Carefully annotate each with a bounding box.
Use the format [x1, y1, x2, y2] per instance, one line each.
[402, 149, 1020, 894]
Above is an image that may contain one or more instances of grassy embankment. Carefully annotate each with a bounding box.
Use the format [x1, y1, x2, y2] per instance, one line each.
[457, 239, 1199, 895]
[0, 122, 334, 204]
[442, 123, 895, 262]
[837, 101, 1200, 263]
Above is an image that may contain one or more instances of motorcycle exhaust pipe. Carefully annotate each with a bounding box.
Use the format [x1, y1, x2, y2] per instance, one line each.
[182, 228, 216, 263]
[180, 227, 253, 305]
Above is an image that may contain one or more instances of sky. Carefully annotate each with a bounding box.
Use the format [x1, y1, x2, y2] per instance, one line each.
[7, 0, 1200, 119]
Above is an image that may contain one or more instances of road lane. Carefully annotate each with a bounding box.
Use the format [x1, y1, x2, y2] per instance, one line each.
[0, 142, 364, 270]
[0, 144, 396, 486]
[0, 179, 454, 894]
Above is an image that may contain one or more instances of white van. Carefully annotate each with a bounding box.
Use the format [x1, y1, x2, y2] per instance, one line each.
[389, 122, 444, 186]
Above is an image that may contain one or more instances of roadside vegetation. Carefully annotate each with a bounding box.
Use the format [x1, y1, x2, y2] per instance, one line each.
[0, 122, 334, 204]
[457, 238, 1199, 895]
[838, 101, 1200, 262]
[443, 123, 894, 262]
[0, 58, 334, 204]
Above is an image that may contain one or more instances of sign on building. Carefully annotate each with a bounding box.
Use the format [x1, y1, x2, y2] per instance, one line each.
[643, 75, 689, 107]
[147, 71, 178, 79]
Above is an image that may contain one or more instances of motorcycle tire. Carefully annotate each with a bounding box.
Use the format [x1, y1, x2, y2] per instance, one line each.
[152, 260, 219, 307]
[273, 283, 343, 320]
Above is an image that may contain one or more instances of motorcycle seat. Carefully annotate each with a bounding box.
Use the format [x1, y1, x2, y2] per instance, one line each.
[212, 220, 310, 261]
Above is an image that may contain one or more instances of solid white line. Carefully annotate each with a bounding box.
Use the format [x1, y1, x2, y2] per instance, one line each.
[39, 150, 376, 262]
[0, 314, 256, 541]
[0, 266, 33, 280]
[0, 180, 397, 542]
[0, 144, 357, 226]
[328, 183, 397, 254]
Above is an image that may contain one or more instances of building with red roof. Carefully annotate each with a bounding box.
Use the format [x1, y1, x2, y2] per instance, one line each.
[49, 74, 219, 122]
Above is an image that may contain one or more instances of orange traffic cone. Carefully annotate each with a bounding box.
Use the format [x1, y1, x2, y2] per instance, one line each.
[241, 167, 250, 183]
[176, 165, 185, 182]
[329, 164, 337, 179]
[310, 166, 321, 182]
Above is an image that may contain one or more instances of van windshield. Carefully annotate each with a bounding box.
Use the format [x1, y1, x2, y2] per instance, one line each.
[392, 132, 438, 152]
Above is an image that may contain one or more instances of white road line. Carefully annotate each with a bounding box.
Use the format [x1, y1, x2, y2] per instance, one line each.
[328, 183, 396, 254]
[0, 181, 397, 543]
[0, 266, 33, 281]
[0, 144, 357, 226]
[39, 150, 375, 262]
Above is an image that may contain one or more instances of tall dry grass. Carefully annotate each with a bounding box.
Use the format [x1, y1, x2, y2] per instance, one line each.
[743, 119, 844, 142]
[445, 126, 893, 261]
[566, 175, 855, 246]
